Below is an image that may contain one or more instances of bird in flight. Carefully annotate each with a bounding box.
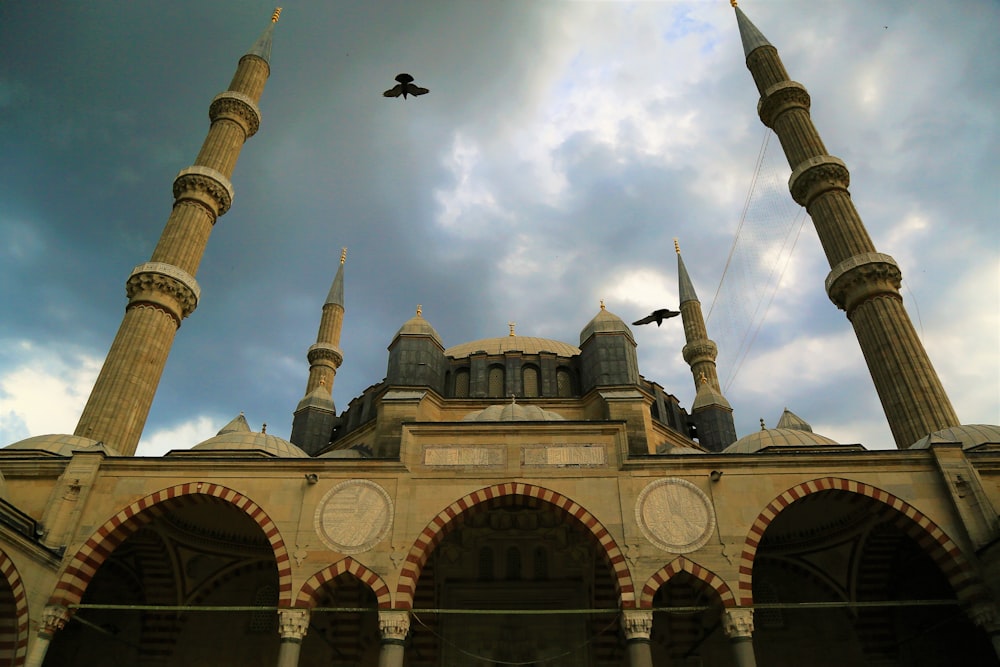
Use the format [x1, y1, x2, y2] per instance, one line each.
[383, 73, 429, 99]
[632, 308, 681, 327]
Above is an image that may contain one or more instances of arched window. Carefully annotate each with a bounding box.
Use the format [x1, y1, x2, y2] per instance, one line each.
[533, 546, 548, 580]
[488, 366, 505, 398]
[556, 368, 574, 397]
[505, 546, 522, 580]
[455, 368, 470, 398]
[522, 365, 540, 398]
[478, 546, 494, 581]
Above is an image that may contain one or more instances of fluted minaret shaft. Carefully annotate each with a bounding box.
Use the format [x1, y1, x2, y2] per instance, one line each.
[677, 245, 721, 393]
[75, 16, 278, 455]
[735, 6, 958, 448]
[306, 249, 347, 395]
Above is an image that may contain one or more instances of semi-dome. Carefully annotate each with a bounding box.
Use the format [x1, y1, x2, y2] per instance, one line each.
[909, 424, 1000, 450]
[463, 402, 566, 422]
[3, 434, 118, 457]
[445, 336, 580, 359]
[724, 428, 839, 454]
[580, 303, 633, 345]
[393, 306, 443, 347]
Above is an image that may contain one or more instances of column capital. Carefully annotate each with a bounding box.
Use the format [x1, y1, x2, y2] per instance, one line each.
[722, 608, 754, 640]
[621, 609, 654, 640]
[277, 608, 310, 641]
[379, 610, 410, 642]
[41, 605, 72, 636]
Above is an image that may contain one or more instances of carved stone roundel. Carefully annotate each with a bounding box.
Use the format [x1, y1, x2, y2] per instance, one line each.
[314, 480, 393, 554]
[636, 477, 715, 554]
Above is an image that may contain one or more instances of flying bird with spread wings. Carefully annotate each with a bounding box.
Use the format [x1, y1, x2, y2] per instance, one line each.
[383, 73, 429, 99]
[632, 308, 681, 327]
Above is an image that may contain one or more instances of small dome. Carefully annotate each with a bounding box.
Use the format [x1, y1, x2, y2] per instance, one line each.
[656, 443, 705, 455]
[394, 306, 443, 347]
[190, 425, 307, 458]
[724, 428, 839, 454]
[3, 434, 118, 457]
[580, 304, 633, 345]
[463, 402, 566, 422]
[909, 424, 1000, 450]
[445, 336, 580, 359]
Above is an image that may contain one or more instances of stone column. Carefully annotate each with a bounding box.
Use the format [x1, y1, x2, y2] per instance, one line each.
[378, 610, 410, 667]
[276, 609, 309, 667]
[722, 608, 756, 667]
[967, 600, 1000, 661]
[621, 609, 654, 667]
[24, 605, 72, 667]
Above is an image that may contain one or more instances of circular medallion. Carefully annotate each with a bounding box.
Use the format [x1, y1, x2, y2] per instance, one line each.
[314, 480, 393, 554]
[635, 478, 715, 553]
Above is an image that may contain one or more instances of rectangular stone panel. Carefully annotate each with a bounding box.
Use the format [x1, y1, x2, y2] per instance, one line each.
[423, 446, 505, 467]
[522, 445, 606, 467]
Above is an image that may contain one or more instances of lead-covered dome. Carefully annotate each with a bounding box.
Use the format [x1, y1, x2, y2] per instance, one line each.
[580, 303, 633, 345]
[445, 336, 580, 359]
[394, 306, 443, 347]
[3, 434, 119, 457]
[185, 414, 308, 458]
[463, 401, 566, 422]
[909, 424, 1000, 450]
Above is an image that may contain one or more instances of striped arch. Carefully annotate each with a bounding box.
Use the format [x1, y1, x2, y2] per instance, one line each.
[640, 556, 736, 609]
[0, 551, 28, 667]
[48, 482, 292, 608]
[738, 477, 984, 607]
[296, 557, 391, 609]
[394, 482, 634, 609]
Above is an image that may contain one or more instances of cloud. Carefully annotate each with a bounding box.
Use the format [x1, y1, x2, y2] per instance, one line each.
[0, 341, 101, 444]
[135, 416, 221, 457]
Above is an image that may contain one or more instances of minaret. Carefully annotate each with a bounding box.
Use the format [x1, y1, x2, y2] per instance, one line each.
[677, 240, 721, 393]
[676, 240, 736, 451]
[290, 248, 346, 455]
[74, 10, 282, 455]
[733, 3, 959, 449]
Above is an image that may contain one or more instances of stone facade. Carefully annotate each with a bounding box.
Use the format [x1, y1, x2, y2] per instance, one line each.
[0, 7, 998, 667]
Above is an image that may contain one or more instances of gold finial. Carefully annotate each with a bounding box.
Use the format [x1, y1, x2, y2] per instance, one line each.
[674, 238, 681, 254]
[600, 299, 606, 311]
[262, 422, 268, 434]
[759, 418, 766, 431]
[340, 247, 347, 265]
[271, 7, 282, 23]
[699, 371, 708, 384]
[319, 378, 326, 387]
[508, 322, 516, 337]
[416, 304, 422, 317]
[730, 1, 738, 8]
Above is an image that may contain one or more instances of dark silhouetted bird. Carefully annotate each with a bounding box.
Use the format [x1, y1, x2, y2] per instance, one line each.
[632, 308, 681, 327]
[383, 73, 429, 99]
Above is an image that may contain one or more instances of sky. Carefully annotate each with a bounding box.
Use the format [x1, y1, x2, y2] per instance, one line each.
[0, 1, 997, 456]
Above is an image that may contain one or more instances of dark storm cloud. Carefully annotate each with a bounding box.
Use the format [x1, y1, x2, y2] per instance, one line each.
[1, 1, 996, 452]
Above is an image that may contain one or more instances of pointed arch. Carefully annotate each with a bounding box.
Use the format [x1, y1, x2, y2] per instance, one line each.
[0, 551, 28, 667]
[48, 482, 292, 608]
[738, 477, 984, 607]
[296, 557, 391, 609]
[394, 482, 634, 609]
[640, 556, 736, 609]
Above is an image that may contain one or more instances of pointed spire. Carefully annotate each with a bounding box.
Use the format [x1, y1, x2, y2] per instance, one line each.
[733, 4, 772, 58]
[325, 247, 346, 307]
[248, 8, 282, 63]
[776, 407, 814, 432]
[675, 239, 699, 305]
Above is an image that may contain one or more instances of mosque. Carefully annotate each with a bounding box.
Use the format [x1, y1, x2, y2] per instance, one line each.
[1, 5, 998, 667]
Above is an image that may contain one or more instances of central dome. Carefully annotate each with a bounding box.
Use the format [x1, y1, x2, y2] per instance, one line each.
[445, 335, 580, 358]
